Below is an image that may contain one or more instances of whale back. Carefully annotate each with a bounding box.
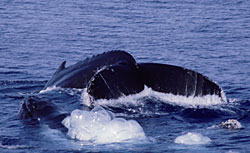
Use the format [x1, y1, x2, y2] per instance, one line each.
[44, 50, 136, 89]
[44, 61, 66, 88]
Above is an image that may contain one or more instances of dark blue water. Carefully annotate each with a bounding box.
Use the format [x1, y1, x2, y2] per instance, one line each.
[1, 0, 250, 152]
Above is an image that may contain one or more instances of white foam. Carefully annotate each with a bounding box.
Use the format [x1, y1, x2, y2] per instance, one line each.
[174, 132, 211, 145]
[81, 88, 92, 107]
[39, 86, 83, 96]
[62, 106, 147, 144]
[0, 142, 29, 150]
[226, 150, 240, 153]
[81, 86, 227, 108]
[145, 86, 226, 107]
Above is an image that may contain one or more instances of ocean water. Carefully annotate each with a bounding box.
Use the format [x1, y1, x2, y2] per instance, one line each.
[1, 0, 250, 152]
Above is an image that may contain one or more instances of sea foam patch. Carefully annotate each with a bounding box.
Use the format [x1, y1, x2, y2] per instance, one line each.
[174, 132, 211, 145]
[62, 106, 146, 144]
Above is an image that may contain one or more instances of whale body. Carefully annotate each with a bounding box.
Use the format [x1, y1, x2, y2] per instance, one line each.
[20, 50, 226, 129]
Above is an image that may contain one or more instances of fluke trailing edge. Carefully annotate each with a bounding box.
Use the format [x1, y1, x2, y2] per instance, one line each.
[44, 50, 226, 102]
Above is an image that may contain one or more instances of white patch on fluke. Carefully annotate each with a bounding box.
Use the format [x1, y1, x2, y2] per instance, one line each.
[174, 132, 211, 145]
[62, 106, 146, 144]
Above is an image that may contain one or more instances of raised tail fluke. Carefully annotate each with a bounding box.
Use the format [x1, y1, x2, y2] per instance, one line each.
[87, 62, 144, 100]
[138, 63, 226, 102]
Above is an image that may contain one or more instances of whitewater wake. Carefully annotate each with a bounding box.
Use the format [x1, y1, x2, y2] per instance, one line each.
[81, 86, 227, 108]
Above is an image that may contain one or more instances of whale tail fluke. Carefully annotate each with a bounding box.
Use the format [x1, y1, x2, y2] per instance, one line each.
[87, 62, 144, 100]
[42, 51, 226, 103]
[86, 62, 225, 102]
[138, 63, 225, 101]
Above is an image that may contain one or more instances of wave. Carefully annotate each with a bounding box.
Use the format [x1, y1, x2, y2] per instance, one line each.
[0, 80, 47, 86]
[0, 143, 29, 150]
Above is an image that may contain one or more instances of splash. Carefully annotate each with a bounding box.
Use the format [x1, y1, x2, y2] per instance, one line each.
[62, 106, 147, 144]
[81, 86, 227, 108]
[174, 132, 211, 145]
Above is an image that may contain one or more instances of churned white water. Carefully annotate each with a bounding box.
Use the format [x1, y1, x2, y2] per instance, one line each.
[81, 86, 227, 108]
[62, 106, 146, 144]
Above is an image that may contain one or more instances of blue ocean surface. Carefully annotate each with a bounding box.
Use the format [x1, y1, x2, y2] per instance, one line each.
[1, 0, 250, 152]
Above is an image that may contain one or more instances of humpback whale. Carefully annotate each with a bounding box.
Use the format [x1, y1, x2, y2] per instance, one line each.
[44, 50, 224, 102]
[20, 50, 226, 128]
